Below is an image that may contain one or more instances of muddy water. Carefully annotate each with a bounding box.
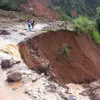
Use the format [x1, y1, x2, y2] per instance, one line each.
[0, 21, 50, 100]
[0, 48, 30, 100]
[0, 64, 30, 100]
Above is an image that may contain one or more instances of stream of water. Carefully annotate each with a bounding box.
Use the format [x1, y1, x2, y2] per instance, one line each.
[0, 21, 49, 100]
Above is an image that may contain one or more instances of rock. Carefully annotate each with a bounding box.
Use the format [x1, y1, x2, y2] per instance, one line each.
[80, 89, 89, 96]
[44, 93, 62, 100]
[66, 95, 77, 100]
[12, 29, 17, 32]
[12, 88, 17, 91]
[15, 61, 21, 64]
[89, 80, 100, 100]
[36, 62, 50, 75]
[24, 88, 33, 95]
[7, 72, 22, 82]
[91, 88, 100, 100]
[32, 76, 37, 82]
[45, 83, 57, 92]
[89, 81, 100, 91]
[1, 59, 13, 68]
[0, 30, 10, 35]
[19, 32, 26, 35]
[47, 72, 56, 82]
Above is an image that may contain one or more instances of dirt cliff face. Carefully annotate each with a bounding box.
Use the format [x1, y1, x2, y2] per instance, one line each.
[20, 0, 59, 19]
[19, 30, 100, 84]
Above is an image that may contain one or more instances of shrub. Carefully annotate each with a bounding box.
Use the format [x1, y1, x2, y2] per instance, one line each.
[58, 8, 72, 22]
[96, 17, 100, 32]
[96, 7, 100, 17]
[22, 0, 28, 4]
[74, 16, 100, 45]
[92, 28, 100, 45]
[56, 44, 71, 59]
[0, 0, 21, 11]
[74, 16, 96, 35]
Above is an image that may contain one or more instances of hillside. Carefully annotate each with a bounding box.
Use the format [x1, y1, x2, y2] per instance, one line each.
[0, 1, 100, 100]
[0, 0, 59, 19]
[52, 0, 100, 17]
[0, 16, 91, 100]
[0, 0, 100, 19]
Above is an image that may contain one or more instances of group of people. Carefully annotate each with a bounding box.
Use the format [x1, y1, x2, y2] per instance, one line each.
[27, 20, 35, 31]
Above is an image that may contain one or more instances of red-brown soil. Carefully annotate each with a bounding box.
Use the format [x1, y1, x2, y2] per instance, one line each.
[20, 0, 59, 19]
[19, 30, 100, 84]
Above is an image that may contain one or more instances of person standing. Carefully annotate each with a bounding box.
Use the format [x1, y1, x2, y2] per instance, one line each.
[31, 20, 35, 29]
[27, 20, 31, 31]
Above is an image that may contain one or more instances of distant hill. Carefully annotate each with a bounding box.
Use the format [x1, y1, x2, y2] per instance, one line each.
[0, 0, 100, 19]
[52, 0, 100, 17]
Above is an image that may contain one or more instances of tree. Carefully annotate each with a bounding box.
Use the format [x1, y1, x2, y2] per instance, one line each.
[52, 0, 100, 17]
[0, 0, 21, 11]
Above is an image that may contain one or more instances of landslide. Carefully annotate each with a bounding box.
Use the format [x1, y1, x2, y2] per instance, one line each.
[19, 30, 100, 84]
[20, 0, 59, 19]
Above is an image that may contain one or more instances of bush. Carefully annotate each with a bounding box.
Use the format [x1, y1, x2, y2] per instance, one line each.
[74, 16, 96, 35]
[56, 44, 71, 59]
[0, 0, 21, 11]
[96, 17, 100, 32]
[96, 7, 100, 17]
[74, 16, 100, 45]
[22, 0, 28, 4]
[92, 28, 100, 45]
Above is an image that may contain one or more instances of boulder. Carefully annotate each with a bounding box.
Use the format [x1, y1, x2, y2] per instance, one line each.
[32, 75, 37, 82]
[89, 80, 100, 100]
[36, 62, 50, 75]
[66, 95, 77, 100]
[89, 88, 100, 100]
[19, 32, 26, 35]
[80, 89, 89, 96]
[7, 72, 22, 82]
[0, 30, 10, 35]
[1, 59, 13, 68]
[89, 81, 100, 91]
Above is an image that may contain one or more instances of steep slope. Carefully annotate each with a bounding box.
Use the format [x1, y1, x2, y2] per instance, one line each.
[0, 0, 99, 18]
[19, 0, 59, 19]
[19, 30, 100, 84]
[0, 0, 59, 19]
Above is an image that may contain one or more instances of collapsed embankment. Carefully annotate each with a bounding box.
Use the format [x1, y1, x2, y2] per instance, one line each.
[19, 30, 100, 84]
[20, 0, 59, 19]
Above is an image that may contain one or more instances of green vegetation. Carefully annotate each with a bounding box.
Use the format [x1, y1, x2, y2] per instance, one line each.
[96, 7, 100, 17]
[74, 15, 100, 45]
[96, 17, 100, 32]
[0, 0, 21, 11]
[96, 7, 100, 32]
[74, 16, 96, 35]
[53, 0, 100, 17]
[52, 0, 100, 22]
[56, 44, 71, 59]
[92, 28, 100, 45]
[57, 8, 72, 21]
[22, 0, 28, 4]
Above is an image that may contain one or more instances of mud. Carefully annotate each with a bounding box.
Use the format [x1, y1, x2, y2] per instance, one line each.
[21, 0, 59, 19]
[19, 30, 100, 84]
[0, 16, 91, 100]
